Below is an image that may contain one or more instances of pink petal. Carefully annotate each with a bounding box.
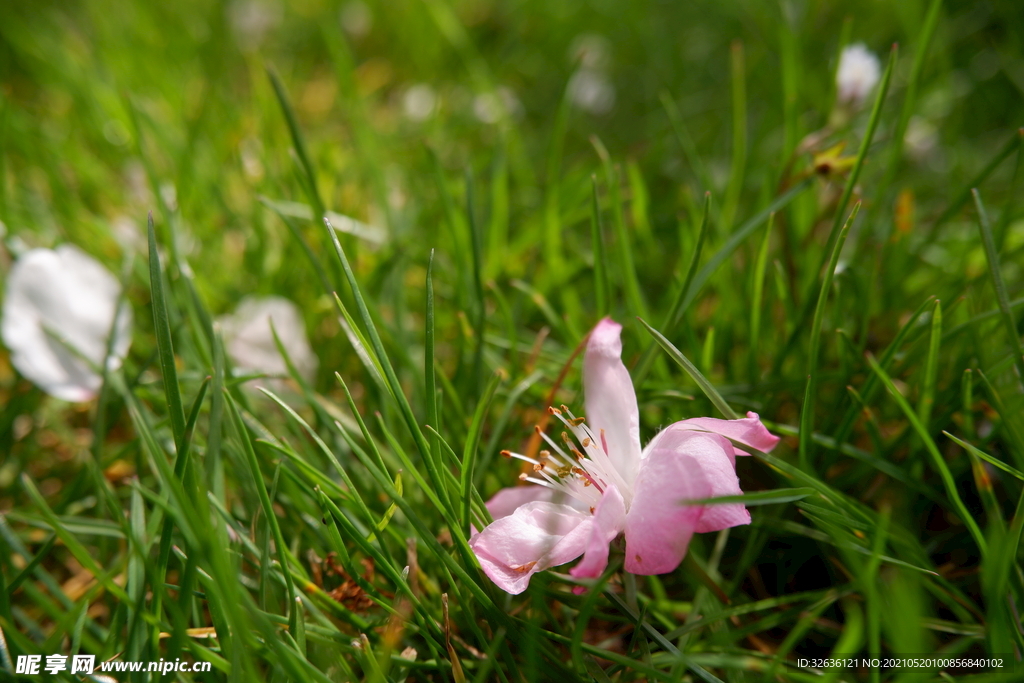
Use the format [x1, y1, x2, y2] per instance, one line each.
[623, 445, 712, 575]
[569, 485, 626, 580]
[583, 318, 642, 488]
[680, 432, 752, 533]
[485, 485, 557, 520]
[645, 411, 779, 458]
[469, 502, 592, 594]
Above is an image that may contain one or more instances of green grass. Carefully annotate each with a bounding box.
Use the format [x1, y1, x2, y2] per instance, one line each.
[2, 0, 1024, 681]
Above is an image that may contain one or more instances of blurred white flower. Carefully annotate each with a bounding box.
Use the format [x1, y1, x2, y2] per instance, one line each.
[240, 137, 265, 180]
[568, 69, 616, 115]
[228, 0, 282, 50]
[220, 297, 317, 383]
[836, 43, 881, 108]
[498, 86, 524, 119]
[473, 92, 502, 124]
[402, 84, 438, 121]
[904, 116, 939, 160]
[471, 87, 523, 124]
[1, 246, 132, 402]
[112, 215, 146, 254]
[340, 1, 372, 38]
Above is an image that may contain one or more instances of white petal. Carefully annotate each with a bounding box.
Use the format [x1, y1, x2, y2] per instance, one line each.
[219, 296, 318, 382]
[1, 246, 132, 401]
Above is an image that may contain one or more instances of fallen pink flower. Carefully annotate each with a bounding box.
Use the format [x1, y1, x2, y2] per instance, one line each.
[469, 318, 780, 594]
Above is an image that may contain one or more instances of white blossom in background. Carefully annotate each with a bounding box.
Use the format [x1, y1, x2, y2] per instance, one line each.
[340, 1, 372, 38]
[1, 245, 132, 402]
[472, 87, 523, 124]
[836, 43, 881, 108]
[905, 116, 939, 160]
[402, 84, 438, 121]
[567, 33, 615, 115]
[219, 297, 317, 383]
[498, 87, 524, 119]
[568, 69, 616, 115]
[228, 0, 283, 50]
[112, 215, 146, 254]
[473, 92, 502, 124]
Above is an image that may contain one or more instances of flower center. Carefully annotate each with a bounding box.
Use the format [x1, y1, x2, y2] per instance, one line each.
[500, 405, 633, 511]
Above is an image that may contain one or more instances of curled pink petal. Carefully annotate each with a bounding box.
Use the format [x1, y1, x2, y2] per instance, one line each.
[569, 485, 626, 581]
[645, 411, 779, 458]
[583, 318, 642, 488]
[469, 502, 591, 594]
[623, 447, 711, 575]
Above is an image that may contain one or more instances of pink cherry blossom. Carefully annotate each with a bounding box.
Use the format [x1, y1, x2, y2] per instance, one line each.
[469, 318, 780, 594]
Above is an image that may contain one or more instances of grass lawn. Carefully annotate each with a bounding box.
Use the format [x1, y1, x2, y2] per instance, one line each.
[1, 0, 1023, 680]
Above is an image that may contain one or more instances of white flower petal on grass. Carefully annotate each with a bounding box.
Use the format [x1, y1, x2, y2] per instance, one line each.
[220, 296, 317, 383]
[1, 245, 132, 402]
[836, 43, 881, 108]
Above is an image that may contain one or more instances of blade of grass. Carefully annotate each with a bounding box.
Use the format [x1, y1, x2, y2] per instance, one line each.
[148, 213, 186, 446]
[832, 295, 937, 447]
[930, 129, 1023, 236]
[592, 136, 647, 320]
[590, 175, 610, 316]
[20, 475, 135, 606]
[461, 369, 504, 535]
[865, 354, 986, 554]
[465, 167, 486, 390]
[917, 299, 942, 429]
[325, 218, 435, 470]
[686, 488, 817, 507]
[749, 213, 773, 382]
[881, 0, 942, 194]
[682, 178, 812, 329]
[974, 369, 1024, 467]
[720, 40, 747, 234]
[659, 90, 711, 193]
[633, 192, 710, 385]
[424, 249, 449, 512]
[637, 317, 738, 420]
[943, 432, 1024, 482]
[544, 85, 572, 274]
[776, 45, 898, 374]
[973, 188, 1024, 389]
[153, 377, 209, 649]
[799, 203, 858, 472]
[225, 393, 296, 624]
[266, 67, 325, 220]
